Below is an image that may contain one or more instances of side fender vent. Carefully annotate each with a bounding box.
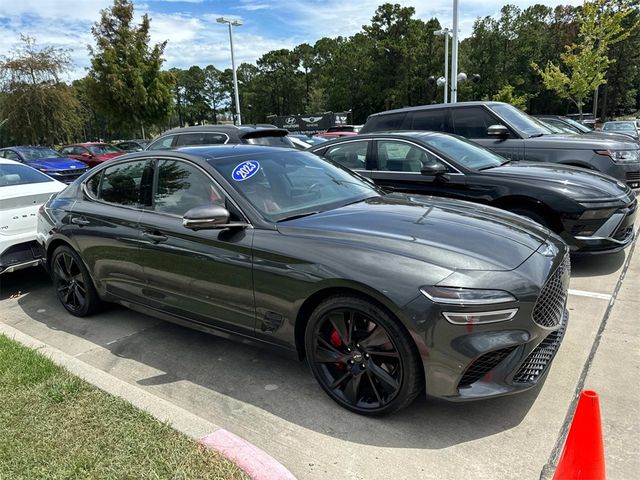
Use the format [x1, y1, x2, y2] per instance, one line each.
[261, 311, 284, 333]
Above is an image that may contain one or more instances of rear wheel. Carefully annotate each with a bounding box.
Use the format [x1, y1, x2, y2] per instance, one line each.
[51, 245, 101, 317]
[305, 295, 423, 416]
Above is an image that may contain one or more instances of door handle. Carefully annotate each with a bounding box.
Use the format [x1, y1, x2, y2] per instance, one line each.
[71, 217, 90, 226]
[142, 231, 168, 243]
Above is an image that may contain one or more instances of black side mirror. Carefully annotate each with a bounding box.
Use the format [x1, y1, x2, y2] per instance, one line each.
[182, 205, 245, 230]
[420, 163, 448, 177]
[487, 124, 510, 138]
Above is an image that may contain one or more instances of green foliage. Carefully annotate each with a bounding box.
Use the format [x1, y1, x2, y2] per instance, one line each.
[532, 0, 637, 117]
[86, 0, 173, 137]
[492, 84, 531, 111]
[0, 36, 83, 145]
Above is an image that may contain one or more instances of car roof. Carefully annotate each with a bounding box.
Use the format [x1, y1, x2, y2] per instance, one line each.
[366, 101, 506, 118]
[158, 124, 282, 135]
[64, 142, 108, 146]
[1, 146, 53, 150]
[144, 144, 299, 159]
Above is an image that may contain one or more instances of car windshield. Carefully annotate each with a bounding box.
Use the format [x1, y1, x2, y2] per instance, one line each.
[537, 121, 568, 134]
[490, 104, 553, 137]
[210, 150, 381, 222]
[0, 163, 53, 186]
[562, 117, 591, 133]
[603, 122, 635, 131]
[291, 135, 327, 145]
[421, 134, 505, 170]
[88, 144, 122, 155]
[19, 148, 62, 161]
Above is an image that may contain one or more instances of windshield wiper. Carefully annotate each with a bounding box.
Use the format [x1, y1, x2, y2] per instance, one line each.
[277, 211, 321, 222]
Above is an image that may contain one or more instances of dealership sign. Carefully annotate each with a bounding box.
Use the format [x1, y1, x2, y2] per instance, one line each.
[270, 112, 351, 133]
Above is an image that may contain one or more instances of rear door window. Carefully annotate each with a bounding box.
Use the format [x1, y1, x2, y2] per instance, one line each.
[324, 141, 369, 170]
[98, 160, 153, 207]
[364, 113, 407, 132]
[149, 135, 176, 150]
[410, 109, 447, 132]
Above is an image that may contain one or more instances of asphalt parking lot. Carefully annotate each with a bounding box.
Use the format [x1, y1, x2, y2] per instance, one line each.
[0, 236, 638, 479]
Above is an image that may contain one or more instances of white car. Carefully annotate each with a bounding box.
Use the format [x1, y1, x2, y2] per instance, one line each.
[0, 159, 66, 274]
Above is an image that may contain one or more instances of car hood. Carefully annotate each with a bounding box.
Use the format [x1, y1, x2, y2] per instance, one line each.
[25, 157, 87, 171]
[528, 133, 638, 151]
[487, 162, 634, 203]
[276, 194, 551, 272]
[585, 131, 640, 145]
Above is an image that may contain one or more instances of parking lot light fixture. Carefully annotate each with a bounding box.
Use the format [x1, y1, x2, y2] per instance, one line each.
[217, 17, 243, 125]
[434, 28, 452, 103]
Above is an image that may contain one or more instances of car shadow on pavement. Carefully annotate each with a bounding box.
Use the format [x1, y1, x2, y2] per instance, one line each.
[7, 269, 549, 450]
[570, 251, 625, 277]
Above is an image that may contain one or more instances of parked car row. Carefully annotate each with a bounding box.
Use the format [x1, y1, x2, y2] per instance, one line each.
[1, 100, 637, 416]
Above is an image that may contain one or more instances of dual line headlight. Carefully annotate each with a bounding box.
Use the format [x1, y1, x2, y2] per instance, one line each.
[420, 286, 518, 325]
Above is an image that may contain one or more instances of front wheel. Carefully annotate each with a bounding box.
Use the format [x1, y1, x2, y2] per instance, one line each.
[304, 295, 423, 416]
[51, 245, 101, 317]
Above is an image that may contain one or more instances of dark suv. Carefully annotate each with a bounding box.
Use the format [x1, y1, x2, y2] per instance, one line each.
[145, 125, 294, 150]
[361, 101, 640, 189]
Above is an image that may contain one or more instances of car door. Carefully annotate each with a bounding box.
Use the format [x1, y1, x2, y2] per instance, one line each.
[368, 139, 469, 199]
[137, 157, 255, 335]
[69, 159, 151, 301]
[450, 107, 525, 161]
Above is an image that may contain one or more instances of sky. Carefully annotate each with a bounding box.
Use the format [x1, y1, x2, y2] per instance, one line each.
[0, 0, 584, 80]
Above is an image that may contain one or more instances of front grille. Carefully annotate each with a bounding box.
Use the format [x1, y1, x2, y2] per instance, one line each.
[532, 254, 570, 328]
[613, 226, 634, 241]
[513, 313, 567, 383]
[459, 347, 517, 388]
[626, 171, 640, 181]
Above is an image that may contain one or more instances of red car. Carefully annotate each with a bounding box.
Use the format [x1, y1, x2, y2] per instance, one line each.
[313, 131, 358, 140]
[59, 143, 125, 168]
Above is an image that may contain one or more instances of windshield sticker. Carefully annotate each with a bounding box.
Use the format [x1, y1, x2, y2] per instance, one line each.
[232, 161, 260, 181]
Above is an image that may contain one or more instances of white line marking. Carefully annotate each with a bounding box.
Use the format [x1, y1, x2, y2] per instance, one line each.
[568, 289, 612, 301]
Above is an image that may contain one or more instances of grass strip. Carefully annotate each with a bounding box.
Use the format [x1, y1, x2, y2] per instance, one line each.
[0, 334, 248, 480]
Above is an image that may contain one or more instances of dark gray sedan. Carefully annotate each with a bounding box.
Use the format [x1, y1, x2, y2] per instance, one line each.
[37, 145, 569, 415]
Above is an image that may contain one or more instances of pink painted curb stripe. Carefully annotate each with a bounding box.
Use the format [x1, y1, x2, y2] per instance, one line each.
[200, 429, 297, 480]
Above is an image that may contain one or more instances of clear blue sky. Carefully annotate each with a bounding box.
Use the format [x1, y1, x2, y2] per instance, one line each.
[0, 0, 582, 80]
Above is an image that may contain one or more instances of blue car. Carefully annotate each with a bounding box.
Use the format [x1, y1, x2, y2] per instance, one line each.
[0, 146, 89, 184]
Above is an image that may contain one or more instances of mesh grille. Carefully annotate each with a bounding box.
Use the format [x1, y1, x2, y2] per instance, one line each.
[626, 171, 640, 181]
[513, 313, 567, 383]
[459, 347, 517, 388]
[532, 255, 570, 327]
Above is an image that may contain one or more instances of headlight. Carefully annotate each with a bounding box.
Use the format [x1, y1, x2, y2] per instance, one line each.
[442, 309, 518, 325]
[595, 150, 640, 164]
[579, 208, 616, 220]
[420, 286, 516, 305]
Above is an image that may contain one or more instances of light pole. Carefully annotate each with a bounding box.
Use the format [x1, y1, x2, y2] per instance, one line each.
[434, 28, 452, 103]
[451, 0, 459, 103]
[217, 17, 242, 125]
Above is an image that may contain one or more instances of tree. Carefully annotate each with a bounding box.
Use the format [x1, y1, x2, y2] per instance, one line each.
[86, 0, 173, 138]
[532, 0, 636, 118]
[0, 36, 82, 145]
[492, 84, 531, 111]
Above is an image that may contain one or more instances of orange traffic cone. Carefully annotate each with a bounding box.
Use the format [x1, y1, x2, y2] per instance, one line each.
[553, 390, 606, 479]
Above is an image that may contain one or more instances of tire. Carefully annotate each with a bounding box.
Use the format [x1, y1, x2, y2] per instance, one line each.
[508, 208, 551, 229]
[304, 295, 423, 416]
[51, 245, 101, 317]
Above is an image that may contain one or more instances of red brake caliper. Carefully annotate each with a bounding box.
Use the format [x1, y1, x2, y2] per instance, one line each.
[330, 330, 345, 370]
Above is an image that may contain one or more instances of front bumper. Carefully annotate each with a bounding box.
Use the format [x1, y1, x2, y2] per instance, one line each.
[403, 246, 569, 401]
[567, 199, 637, 255]
[0, 239, 44, 274]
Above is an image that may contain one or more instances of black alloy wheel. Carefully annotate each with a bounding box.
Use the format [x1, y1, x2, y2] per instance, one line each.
[305, 295, 423, 416]
[51, 245, 100, 317]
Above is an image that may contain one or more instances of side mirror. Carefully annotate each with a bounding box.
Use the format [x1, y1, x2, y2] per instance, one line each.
[487, 124, 510, 138]
[182, 205, 247, 230]
[420, 163, 447, 177]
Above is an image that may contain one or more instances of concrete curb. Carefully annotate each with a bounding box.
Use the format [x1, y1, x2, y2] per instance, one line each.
[0, 322, 296, 480]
